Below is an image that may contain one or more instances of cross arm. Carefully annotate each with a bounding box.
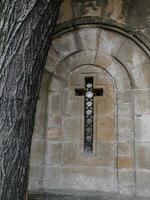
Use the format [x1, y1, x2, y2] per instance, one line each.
[75, 88, 85, 96]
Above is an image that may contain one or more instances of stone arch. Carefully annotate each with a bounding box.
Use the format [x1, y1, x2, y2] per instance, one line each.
[29, 24, 150, 196]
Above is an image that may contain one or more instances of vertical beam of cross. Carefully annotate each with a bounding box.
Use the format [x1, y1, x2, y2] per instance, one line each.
[75, 77, 103, 153]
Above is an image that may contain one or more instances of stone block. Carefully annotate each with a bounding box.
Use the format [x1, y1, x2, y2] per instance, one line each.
[95, 93, 115, 115]
[96, 142, 115, 167]
[118, 130, 133, 142]
[75, 153, 103, 167]
[62, 116, 84, 141]
[45, 142, 62, 165]
[119, 184, 135, 196]
[68, 71, 83, 86]
[30, 140, 44, 165]
[117, 39, 147, 70]
[49, 76, 66, 92]
[107, 59, 126, 78]
[47, 92, 61, 115]
[118, 169, 135, 195]
[65, 97, 84, 116]
[118, 142, 133, 157]
[136, 170, 150, 197]
[135, 115, 150, 142]
[118, 169, 134, 186]
[77, 28, 99, 50]
[47, 129, 62, 140]
[118, 91, 132, 104]
[135, 143, 150, 170]
[45, 47, 63, 73]
[134, 90, 150, 115]
[29, 165, 43, 191]
[62, 142, 78, 165]
[98, 30, 125, 55]
[118, 156, 133, 169]
[95, 52, 112, 68]
[47, 115, 61, 129]
[43, 166, 61, 189]
[118, 116, 133, 140]
[61, 166, 117, 192]
[29, 165, 43, 179]
[52, 32, 77, 57]
[118, 103, 132, 118]
[96, 115, 115, 141]
[115, 75, 132, 91]
[131, 64, 150, 88]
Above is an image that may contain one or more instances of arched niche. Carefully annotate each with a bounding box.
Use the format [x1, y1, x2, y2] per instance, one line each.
[30, 26, 150, 197]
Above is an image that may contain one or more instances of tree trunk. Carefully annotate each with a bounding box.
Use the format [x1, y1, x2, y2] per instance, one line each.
[0, 0, 61, 199]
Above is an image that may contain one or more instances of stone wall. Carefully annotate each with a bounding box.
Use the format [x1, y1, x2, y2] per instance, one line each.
[29, 0, 150, 198]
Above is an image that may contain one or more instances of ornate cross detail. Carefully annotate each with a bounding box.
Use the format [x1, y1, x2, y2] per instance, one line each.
[75, 77, 103, 153]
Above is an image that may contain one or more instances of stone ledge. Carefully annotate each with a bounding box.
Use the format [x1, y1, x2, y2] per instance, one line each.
[28, 190, 149, 200]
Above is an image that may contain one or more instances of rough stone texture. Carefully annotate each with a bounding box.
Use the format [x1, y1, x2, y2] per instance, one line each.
[29, 1, 150, 198]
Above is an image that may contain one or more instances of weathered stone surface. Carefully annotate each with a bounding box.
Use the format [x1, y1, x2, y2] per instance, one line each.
[118, 103, 132, 118]
[135, 115, 150, 142]
[118, 91, 132, 104]
[62, 142, 79, 165]
[43, 166, 61, 189]
[136, 170, 150, 197]
[134, 90, 150, 115]
[118, 143, 133, 157]
[77, 28, 99, 50]
[135, 143, 150, 170]
[65, 97, 84, 116]
[52, 32, 77, 57]
[131, 64, 150, 88]
[49, 76, 67, 92]
[95, 93, 115, 115]
[118, 117, 133, 139]
[45, 48, 63, 73]
[47, 92, 62, 115]
[118, 157, 133, 169]
[47, 115, 61, 129]
[118, 170, 135, 195]
[98, 30, 125, 55]
[45, 142, 62, 165]
[47, 129, 62, 140]
[61, 167, 117, 192]
[96, 142, 115, 167]
[96, 115, 115, 141]
[30, 140, 45, 165]
[95, 52, 112, 68]
[28, 165, 43, 191]
[115, 76, 132, 91]
[117, 40, 148, 71]
[62, 116, 84, 141]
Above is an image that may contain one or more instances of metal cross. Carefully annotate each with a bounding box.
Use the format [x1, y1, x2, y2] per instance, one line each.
[75, 77, 103, 153]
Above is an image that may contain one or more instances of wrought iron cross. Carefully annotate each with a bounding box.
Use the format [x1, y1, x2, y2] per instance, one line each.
[75, 77, 103, 153]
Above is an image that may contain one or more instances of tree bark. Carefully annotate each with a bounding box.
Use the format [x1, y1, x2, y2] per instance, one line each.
[0, 0, 61, 199]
